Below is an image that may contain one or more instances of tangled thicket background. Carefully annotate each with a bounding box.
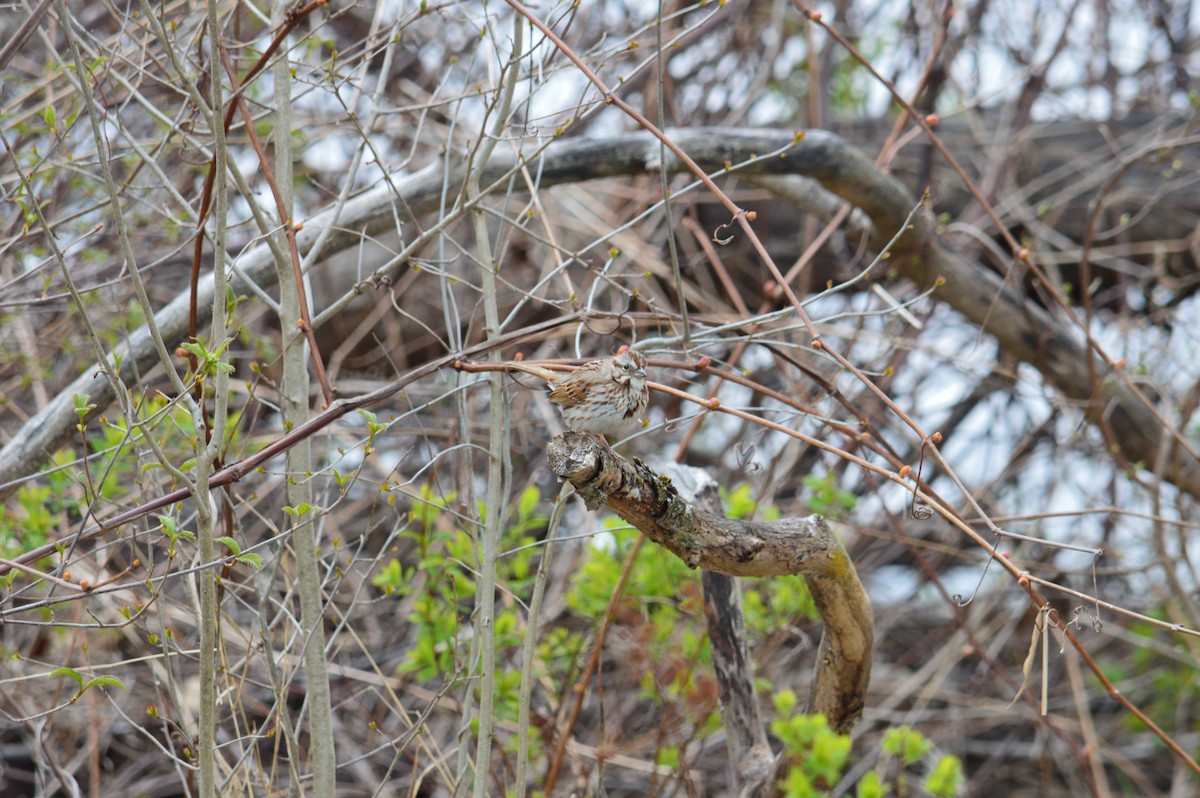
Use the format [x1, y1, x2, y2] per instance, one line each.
[1, 0, 1198, 795]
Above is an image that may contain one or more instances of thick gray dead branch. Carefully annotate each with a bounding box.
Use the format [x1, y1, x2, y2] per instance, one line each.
[547, 431, 872, 741]
[3, 127, 1195, 501]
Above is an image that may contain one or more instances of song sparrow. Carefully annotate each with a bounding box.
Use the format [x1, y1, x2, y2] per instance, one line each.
[511, 347, 649, 438]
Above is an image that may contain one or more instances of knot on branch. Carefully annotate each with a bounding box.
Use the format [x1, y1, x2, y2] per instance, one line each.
[545, 431, 632, 510]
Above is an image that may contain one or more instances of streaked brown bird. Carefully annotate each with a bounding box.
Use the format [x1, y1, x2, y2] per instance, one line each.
[510, 347, 648, 438]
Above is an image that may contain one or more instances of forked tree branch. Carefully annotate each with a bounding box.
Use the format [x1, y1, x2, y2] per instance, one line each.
[546, 431, 873, 735]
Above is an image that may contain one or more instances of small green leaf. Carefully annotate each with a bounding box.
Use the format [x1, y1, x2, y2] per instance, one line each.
[856, 771, 884, 798]
[772, 689, 797, 717]
[282, 503, 314, 518]
[73, 393, 96, 421]
[50, 667, 84, 688]
[234, 552, 263, 570]
[82, 674, 126, 692]
[215, 536, 242, 556]
[925, 755, 965, 797]
[517, 485, 540, 522]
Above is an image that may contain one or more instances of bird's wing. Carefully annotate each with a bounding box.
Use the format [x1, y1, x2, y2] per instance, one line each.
[506, 361, 559, 383]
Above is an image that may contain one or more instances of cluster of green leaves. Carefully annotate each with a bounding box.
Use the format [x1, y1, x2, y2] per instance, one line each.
[369, 477, 962, 793]
[728, 484, 821, 635]
[76, 406, 146, 503]
[0, 385, 259, 589]
[373, 484, 471, 679]
[772, 690, 964, 797]
[563, 513, 722, 750]
[372, 483, 543, 711]
[0, 450, 80, 568]
[76, 392, 251, 490]
[801, 472, 858, 521]
[565, 515, 700, 621]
